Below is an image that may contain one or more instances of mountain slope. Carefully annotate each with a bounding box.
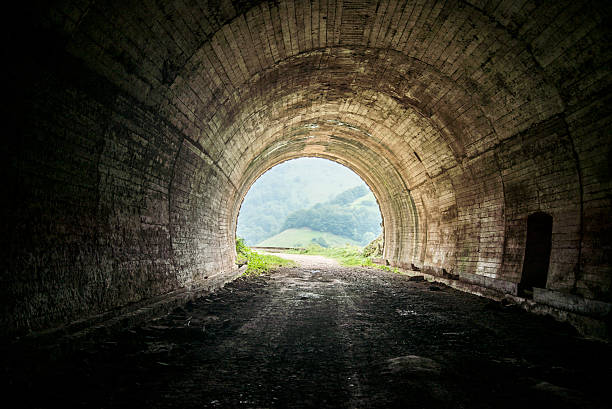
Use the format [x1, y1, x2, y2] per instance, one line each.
[282, 186, 381, 245]
[256, 228, 359, 248]
[236, 158, 364, 245]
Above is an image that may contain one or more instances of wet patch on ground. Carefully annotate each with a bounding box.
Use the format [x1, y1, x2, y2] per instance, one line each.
[3, 266, 611, 408]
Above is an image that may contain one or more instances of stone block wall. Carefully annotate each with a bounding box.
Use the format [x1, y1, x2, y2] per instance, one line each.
[1, 37, 236, 335]
[2, 0, 610, 336]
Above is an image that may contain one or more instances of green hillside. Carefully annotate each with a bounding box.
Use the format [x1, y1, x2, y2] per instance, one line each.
[282, 186, 381, 245]
[256, 228, 360, 248]
[236, 158, 364, 245]
[350, 192, 377, 207]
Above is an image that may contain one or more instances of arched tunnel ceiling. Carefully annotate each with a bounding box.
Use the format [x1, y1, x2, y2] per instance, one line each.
[29, 0, 612, 274]
[3, 0, 610, 335]
[48, 0, 581, 223]
[62, 0, 569, 172]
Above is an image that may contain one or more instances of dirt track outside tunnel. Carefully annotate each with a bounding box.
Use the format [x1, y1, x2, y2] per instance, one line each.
[4, 256, 611, 409]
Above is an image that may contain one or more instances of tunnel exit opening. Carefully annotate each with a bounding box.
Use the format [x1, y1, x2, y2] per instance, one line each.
[518, 212, 553, 298]
[236, 158, 383, 255]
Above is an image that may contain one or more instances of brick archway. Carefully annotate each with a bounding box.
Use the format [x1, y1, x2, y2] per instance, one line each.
[2, 0, 610, 336]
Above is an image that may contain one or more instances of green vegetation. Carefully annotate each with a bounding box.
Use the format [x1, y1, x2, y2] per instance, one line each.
[327, 185, 371, 206]
[256, 227, 360, 248]
[236, 238, 295, 276]
[237, 236, 399, 276]
[373, 264, 403, 274]
[289, 241, 402, 274]
[289, 244, 373, 267]
[281, 185, 381, 245]
[237, 158, 366, 245]
[362, 233, 383, 257]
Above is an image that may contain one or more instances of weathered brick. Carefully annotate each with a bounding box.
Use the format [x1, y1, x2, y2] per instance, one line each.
[1, 0, 610, 337]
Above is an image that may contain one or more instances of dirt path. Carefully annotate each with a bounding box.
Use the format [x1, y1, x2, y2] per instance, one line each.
[262, 252, 340, 268]
[4, 266, 611, 408]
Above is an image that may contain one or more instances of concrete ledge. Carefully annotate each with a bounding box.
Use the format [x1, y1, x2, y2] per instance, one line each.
[533, 288, 612, 318]
[372, 259, 609, 341]
[459, 271, 518, 295]
[374, 260, 508, 301]
[11, 266, 246, 345]
[506, 295, 610, 341]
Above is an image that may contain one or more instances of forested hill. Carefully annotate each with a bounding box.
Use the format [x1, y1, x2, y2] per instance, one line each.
[236, 158, 365, 245]
[281, 185, 382, 246]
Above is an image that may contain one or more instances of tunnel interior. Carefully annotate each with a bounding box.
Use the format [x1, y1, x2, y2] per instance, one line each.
[2, 0, 611, 340]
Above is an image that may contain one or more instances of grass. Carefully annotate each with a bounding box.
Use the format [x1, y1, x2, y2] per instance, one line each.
[238, 238, 402, 275]
[289, 244, 372, 267]
[289, 243, 403, 274]
[236, 238, 295, 276]
[256, 227, 360, 248]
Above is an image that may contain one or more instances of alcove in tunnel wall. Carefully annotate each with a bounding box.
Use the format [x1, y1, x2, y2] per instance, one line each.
[1, 0, 610, 336]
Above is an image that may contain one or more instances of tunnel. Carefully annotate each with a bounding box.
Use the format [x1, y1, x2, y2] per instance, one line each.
[2, 0, 611, 355]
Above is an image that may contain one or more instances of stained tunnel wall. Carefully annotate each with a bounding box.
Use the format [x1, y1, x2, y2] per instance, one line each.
[1, 0, 611, 337]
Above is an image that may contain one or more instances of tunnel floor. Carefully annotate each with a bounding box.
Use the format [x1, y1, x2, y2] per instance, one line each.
[4, 265, 612, 408]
